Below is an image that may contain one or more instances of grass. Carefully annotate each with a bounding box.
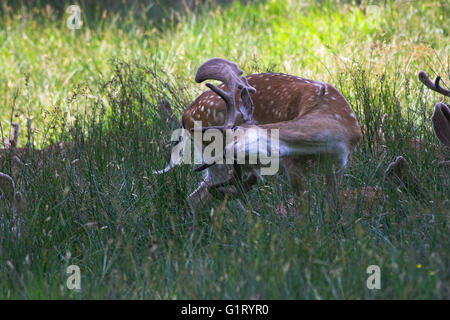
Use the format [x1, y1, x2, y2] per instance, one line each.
[0, 0, 448, 299]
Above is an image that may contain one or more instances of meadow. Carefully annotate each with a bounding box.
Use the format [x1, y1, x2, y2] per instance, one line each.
[0, 0, 448, 299]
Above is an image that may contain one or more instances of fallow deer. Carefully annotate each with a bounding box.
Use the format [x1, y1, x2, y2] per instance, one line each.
[154, 58, 362, 211]
[0, 122, 68, 207]
[382, 71, 449, 196]
[418, 71, 450, 151]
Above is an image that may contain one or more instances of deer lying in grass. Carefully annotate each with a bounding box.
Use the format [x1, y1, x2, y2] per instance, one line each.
[0, 121, 69, 165]
[0, 122, 68, 210]
[382, 71, 449, 196]
[0, 172, 22, 208]
[1, 124, 23, 207]
[418, 71, 450, 151]
[155, 58, 363, 211]
[0, 124, 25, 236]
[329, 70, 449, 209]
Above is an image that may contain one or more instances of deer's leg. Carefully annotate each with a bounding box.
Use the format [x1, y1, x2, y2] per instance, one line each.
[187, 163, 260, 211]
[187, 181, 213, 211]
[281, 152, 346, 215]
[277, 156, 307, 215]
[283, 156, 307, 193]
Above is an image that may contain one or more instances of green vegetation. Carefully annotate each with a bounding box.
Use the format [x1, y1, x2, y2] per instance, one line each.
[0, 0, 448, 299]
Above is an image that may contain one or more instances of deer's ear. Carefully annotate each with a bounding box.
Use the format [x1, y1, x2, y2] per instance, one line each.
[239, 88, 254, 124]
[432, 102, 450, 148]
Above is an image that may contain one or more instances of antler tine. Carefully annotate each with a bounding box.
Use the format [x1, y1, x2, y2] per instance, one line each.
[194, 58, 256, 130]
[434, 76, 450, 97]
[418, 71, 437, 91]
[418, 71, 450, 97]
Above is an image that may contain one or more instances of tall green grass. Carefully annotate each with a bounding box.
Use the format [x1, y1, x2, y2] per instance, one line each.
[0, 0, 448, 299]
[1, 0, 448, 142]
